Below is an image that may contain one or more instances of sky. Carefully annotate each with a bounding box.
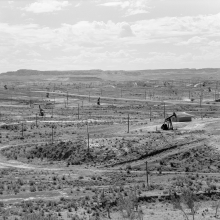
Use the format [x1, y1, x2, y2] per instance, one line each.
[1, 0, 220, 72]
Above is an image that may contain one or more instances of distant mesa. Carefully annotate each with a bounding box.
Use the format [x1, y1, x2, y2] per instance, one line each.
[1, 68, 220, 82]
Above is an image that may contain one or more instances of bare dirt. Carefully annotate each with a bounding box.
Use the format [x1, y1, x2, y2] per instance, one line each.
[0, 71, 220, 219]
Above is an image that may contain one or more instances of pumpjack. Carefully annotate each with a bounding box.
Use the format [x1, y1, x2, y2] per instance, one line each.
[39, 105, 44, 117]
[161, 112, 177, 130]
[97, 97, 100, 105]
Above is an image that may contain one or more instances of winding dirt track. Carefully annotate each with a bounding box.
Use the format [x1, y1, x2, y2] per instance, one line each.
[0, 117, 219, 171]
[0, 142, 64, 170]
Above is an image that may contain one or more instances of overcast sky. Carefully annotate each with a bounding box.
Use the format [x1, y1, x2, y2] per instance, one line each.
[1, 0, 220, 72]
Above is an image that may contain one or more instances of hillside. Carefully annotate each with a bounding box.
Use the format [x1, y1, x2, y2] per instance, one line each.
[1, 68, 220, 83]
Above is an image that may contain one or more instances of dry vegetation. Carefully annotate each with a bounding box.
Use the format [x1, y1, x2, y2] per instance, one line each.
[0, 69, 220, 219]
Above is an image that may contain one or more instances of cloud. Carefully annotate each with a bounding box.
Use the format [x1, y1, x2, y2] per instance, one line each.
[2, 13, 220, 71]
[126, 9, 148, 16]
[75, 2, 81, 7]
[28, 51, 41, 57]
[23, 0, 70, 13]
[119, 23, 135, 37]
[100, 1, 130, 8]
[2, 14, 220, 51]
[177, 36, 206, 45]
[99, 0, 149, 16]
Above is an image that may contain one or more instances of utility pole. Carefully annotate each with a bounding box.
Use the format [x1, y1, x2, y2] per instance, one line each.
[145, 90, 147, 100]
[78, 104, 79, 120]
[21, 123, 24, 138]
[146, 161, 149, 188]
[200, 89, 203, 119]
[200, 90, 203, 108]
[163, 102, 166, 118]
[87, 133, 90, 154]
[51, 124, 54, 144]
[87, 121, 89, 133]
[29, 90, 31, 107]
[215, 82, 218, 101]
[127, 114, 130, 133]
[150, 107, 152, 121]
[66, 92, 69, 105]
[35, 114, 38, 127]
[51, 107, 54, 118]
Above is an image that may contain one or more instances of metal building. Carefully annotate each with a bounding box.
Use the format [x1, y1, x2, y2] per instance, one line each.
[172, 112, 193, 122]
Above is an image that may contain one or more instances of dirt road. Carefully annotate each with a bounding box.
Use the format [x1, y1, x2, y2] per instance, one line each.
[32, 90, 220, 107]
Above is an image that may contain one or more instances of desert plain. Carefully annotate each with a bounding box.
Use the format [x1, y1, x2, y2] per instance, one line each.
[0, 69, 220, 220]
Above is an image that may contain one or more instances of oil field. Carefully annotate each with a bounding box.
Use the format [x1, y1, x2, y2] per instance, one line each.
[0, 69, 220, 219]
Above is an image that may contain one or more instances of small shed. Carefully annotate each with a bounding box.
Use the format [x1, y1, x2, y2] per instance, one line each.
[172, 112, 193, 122]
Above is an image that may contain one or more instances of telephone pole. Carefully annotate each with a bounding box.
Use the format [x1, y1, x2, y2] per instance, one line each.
[35, 114, 38, 127]
[21, 123, 24, 138]
[127, 114, 130, 133]
[51, 125, 54, 144]
[146, 161, 149, 188]
[66, 92, 69, 105]
[163, 102, 166, 118]
[51, 107, 54, 118]
[78, 104, 79, 120]
[87, 133, 90, 154]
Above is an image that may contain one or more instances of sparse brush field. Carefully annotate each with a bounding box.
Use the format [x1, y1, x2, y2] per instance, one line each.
[1, 70, 220, 219]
